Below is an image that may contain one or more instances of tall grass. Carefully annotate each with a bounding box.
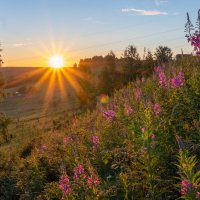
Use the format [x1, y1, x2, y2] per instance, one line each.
[1, 58, 200, 199]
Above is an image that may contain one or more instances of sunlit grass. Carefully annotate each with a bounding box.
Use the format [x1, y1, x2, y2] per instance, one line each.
[24, 64, 92, 116]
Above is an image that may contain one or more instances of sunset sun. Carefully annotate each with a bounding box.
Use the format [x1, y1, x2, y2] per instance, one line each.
[49, 55, 64, 69]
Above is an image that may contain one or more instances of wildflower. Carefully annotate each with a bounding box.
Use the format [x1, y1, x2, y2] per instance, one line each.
[151, 134, 155, 140]
[180, 187, 188, 195]
[181, 179, 190, 187]
[154, 66, 162, 74]
[196, 192, 200, 199]
[158, 71, 167, 87]
[87, 173, 100, 189]
[124, 104, 133, 115]
[91, 135, 100, 149]
[180, 179, 190, 195]
[41, 144, 48, 152]
[59, 174, 71, 197]
[153, 103, 161, 116]
[171, 71, 185, 88]
[103, 110, 115, 121]
[141, 127, 145, 134]
[187, 32, 200, 56]
[73, 164, 86, 181]
[63, 136, 71, 145]
[180, 179, 196, 195]
[135, 87, 142, 101]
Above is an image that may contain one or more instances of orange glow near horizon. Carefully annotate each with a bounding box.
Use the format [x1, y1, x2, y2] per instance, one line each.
[24, 64, 92, 116]
[4, 44, 92, 116]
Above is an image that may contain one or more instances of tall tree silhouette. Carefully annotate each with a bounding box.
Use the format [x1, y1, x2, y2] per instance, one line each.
[122, 45, 141, 82]
[154, 46, 173, 64]
[105, 50, 116, 73]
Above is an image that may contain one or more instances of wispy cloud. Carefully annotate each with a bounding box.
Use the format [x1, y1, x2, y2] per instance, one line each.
[13, 43, 31, 47]
[122, 8, 168, 16]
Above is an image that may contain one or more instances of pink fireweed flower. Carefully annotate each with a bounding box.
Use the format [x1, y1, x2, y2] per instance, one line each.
[124, 104, 133, 115]
[181, 179, 190, 195]
[141, 127, 146, 134]
[151, 134, 155, 140]
[103, 110, 116, 121]
[41, 144, 48, 152]
[180, 179, 196, 195]
[167, 78, 171, 88]
[154, 66, 162, 74]
[59, 174, 71, 197]
[91, 135, 100, 149]
[171, 71, 185, 88]
[181, 179, 190, 187]
[73, 164, 86, 181]
[153, 103, 161, 116]
[180, 187, 188, 195]
[87, 173, 100, 189]
[135, 87, 142, 102]
[63, 136, 71, 145]
[188, 32, 200, 56]
[196, 192, 200, 199]
[158, 71, 167, 87]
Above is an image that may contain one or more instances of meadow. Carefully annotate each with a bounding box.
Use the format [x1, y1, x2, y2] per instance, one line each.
[1, 56, 200, 199]
[0, 67, 80, 119]
[1, 10, 200, 200]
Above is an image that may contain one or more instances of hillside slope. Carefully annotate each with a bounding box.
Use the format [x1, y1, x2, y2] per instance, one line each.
[1, 61, 200, 199]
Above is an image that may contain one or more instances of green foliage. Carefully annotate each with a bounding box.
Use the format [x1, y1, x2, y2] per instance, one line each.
[0, 112, 11, 144]
[176, 150, 200, 199]
[37, 182, 62, 200]
[1, 61, 200, 199]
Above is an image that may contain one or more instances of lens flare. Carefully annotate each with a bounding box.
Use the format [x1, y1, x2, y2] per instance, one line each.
[99, 94, 109, 104]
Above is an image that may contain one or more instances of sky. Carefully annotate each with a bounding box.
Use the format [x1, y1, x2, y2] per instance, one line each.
[0, 0, 199, 67]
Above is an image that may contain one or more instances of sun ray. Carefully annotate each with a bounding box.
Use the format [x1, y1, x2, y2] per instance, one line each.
[60, 68, 81, 94]
[5, 67, 46, 89]
[60, 68, 88, 104]
[57, 69, 68, 102]
[42, 69, 57, 114]
[34, 68, 53, 90]
[67, 68, 93, 84]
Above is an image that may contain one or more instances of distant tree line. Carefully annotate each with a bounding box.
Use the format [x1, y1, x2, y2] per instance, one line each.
[74, 45, 173, 108]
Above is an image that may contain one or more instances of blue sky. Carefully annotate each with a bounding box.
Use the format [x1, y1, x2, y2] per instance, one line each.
[0, 0, 199, 67]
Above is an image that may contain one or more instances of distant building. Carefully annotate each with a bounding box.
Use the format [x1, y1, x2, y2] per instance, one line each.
[176, 54, 193, 61]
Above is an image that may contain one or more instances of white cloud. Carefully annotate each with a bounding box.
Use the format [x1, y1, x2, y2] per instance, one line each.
[122, 8, 168, 16]
[13, 43, 31, 47]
